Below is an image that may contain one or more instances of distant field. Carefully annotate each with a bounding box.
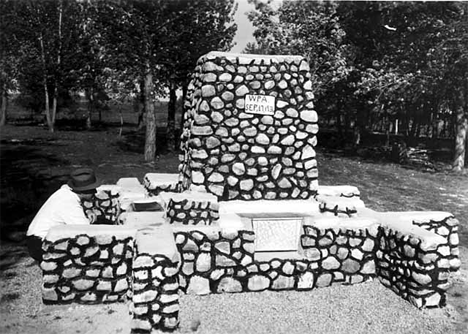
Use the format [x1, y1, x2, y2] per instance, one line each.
[4, 97, 183, 128]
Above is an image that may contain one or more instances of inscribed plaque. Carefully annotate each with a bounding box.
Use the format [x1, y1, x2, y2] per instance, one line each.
[245, 95, 275, 115]
[252, 218, 302, 252]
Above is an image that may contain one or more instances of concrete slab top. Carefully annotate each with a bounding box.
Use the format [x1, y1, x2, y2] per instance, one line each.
[136, 224, 179, 262]
[159, 191, 218, 204]
[218, 200, 321, 215]
[45, 224, 138, 242]
[116, 177, 142, 188]
[205, 51, 304, 61]
[144, 173, 179, 189]
[119, 212, 166, 227]
[318, 185, 361, 197]
[304, 216, 379, 230]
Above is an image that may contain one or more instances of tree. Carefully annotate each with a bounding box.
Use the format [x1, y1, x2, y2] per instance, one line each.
[0, 0, 22, 126]
[96, 0, 193, 161]
[164, 0, 237, 151]
[3, 0, 88, 132]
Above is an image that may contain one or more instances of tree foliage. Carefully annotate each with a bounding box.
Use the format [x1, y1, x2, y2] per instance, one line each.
[248, 0, 468, 170]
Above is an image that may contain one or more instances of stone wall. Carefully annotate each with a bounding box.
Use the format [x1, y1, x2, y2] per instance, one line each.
[410, 213, 460, 271]
[83, 188, 120, 224]
[300, 218, 378, 286]
[41, 225, 135, 304]
[179, 52, 318, 201]
[130, 226, 181, 332]
[376, 224, 451, 308]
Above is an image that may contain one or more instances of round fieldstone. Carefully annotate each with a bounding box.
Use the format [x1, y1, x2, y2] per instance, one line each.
[268, 146, 282, 154]
[297, 271, 314, 290]
[187, 275, 210, 295]
[217, 277, 243, 293]
[280, 135, 295, 146]
[316, 273, 333, 287]
[201, 85, 216, 97]
[278, 80, 288, 89]
[261, 116, 274, 125]
[412, 272, 432, 285]
[225, 117, 239, 127]
[221, 91, 235, 101]
[271, 275, 295, 290]
[361, 238, 375, 252]
[210, 97, 224, 110]
[240, 179, 254, 191]
[219, 73, 232, 82]
[278, 178, 292, 188]
[208, 172, 224, 183]
[300, 110, 318, 123]
[196, 253, 212, 272]
[243, 127, 258, 137]
[202, 73, 217, 82]
[249, 81, 261, 89]
[301, 145, 315, 160]
[247, 275, 270, 292]
[212, 111, 224, 123]
[361, 260, 376, 274]
[322, 256, 341, 270]
[72, 278, 95, 291]
[235, 85, 249, 96]
[194, 114, 210, 125]
[215, 127, 229, 137]
[206, 136, 221, 148]
[264, 80, 275, 90]
[255, 133, 270, 145]
[342, 258, 360, 273]
[232, 162, 246, 176]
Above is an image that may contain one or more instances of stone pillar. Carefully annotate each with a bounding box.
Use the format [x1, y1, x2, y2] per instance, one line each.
[180, 52, 318, 201]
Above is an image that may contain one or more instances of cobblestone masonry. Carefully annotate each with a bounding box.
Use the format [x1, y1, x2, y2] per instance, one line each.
[144, 173, 181, 196]
[41, 226, 135, 304]
[159, 192, 220, 226]
[410, 214, 460, 271]
[179, 52, 319, 200]
[376, 224, 452, 308]
[83, 188, 120, 224]
[36, 47, 463, 332]
[300, 218, 378, 287]
[131, 254, 180, 332]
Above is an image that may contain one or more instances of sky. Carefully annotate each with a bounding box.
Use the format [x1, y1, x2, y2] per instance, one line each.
[231, 0, 257, 53]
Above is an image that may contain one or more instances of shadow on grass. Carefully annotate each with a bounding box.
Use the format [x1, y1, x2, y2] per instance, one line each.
[0, 246, 29, 271]
[0, 144, 70, 237]
[114, 127, 178, 156]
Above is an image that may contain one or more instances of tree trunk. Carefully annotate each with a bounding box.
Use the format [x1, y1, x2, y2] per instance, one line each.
[39, 33, 53, 132]
[52, 86, 58, 127]
[453, 110, 467, 172]
[85, 88, 93, 130]
[453, 87, 467, 172]
[166, 83, 177, 152]
[52, 0, 62, 128]
[144, 67, 157, 162]
[137, 77, 146, 131]
[0, 82, 7, 126]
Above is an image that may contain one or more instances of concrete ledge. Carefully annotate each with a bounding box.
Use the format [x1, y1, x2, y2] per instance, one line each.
[118, 212, 166, 227]
[144, 173, 180, 190]
[219, 199, 321, 215]
[318, 185, 360, 198]
[45, 225, 137, 243]
[136, 224, 180, 263]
